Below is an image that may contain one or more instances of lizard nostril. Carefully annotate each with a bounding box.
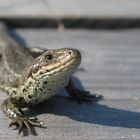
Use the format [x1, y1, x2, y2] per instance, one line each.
[68, 50, 73, 55]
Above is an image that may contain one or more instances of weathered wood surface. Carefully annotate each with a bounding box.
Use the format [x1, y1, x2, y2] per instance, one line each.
[0, 0, 140, 18]
[0, 29, 140, 139]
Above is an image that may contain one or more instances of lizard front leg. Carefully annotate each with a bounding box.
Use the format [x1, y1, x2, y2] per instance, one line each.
[1, 97, 43, 135]
[65, 78, 103, 102]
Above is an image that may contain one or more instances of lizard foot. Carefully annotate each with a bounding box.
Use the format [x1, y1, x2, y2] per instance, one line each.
[9, 117, 44, 135]
[68, 88, 103, 102]
[66, 79, 103, 103]
[1, 98, 45, 136]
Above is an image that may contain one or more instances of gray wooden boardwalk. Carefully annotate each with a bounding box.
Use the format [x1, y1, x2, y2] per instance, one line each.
[0, 29, 140, 139]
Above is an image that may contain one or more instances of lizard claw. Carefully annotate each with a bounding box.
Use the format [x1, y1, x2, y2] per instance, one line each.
[69, 88, 103, 102]
[9, 117, 44, 135]
[1, 98, 45, 136]
[66, 79, 103, 103]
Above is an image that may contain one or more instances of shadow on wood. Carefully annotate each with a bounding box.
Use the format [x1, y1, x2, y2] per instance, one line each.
[27, 95, 140, 129]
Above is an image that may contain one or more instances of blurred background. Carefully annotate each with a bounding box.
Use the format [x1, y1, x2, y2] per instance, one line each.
[1, 0, 140, 29]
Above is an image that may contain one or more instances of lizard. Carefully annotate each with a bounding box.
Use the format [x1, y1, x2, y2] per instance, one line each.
[0, 22, 102, 135]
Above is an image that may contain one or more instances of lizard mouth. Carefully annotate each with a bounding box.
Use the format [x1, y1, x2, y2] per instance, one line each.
[41, 56, 81, 77]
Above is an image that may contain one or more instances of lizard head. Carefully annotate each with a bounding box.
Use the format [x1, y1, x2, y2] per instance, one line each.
[29, 48, 81, 78]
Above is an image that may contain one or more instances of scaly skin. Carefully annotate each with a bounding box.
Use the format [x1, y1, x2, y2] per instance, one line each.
[0, 22, 102, 135]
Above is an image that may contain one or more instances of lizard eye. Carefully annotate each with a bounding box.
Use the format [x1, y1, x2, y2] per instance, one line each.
[45, 54, 53, 61]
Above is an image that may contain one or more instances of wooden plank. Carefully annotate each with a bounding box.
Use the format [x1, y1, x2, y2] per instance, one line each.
[0, 97, 140, 139]
[0, 29, 140, 139]
[0, 0, 140, 18]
